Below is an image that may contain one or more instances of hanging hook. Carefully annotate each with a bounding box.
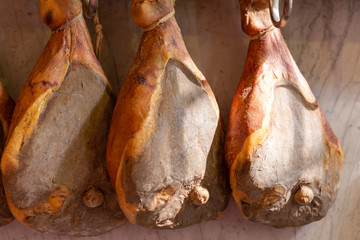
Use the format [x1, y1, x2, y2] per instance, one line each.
[83, 0, 98, 19]
[269, 0, 293, 28]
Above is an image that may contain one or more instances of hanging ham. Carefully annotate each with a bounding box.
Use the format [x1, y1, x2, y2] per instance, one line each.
[107, 0, 230, 229]
[1, 0, 125, 236]
[225, 0, 343, 227]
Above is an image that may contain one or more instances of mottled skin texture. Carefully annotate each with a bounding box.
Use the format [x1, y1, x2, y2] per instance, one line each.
[107, 0, 230, 229]
[0, 83, 15, 226]
[225, 0, 343, 227]
[1, 0, 125, 236]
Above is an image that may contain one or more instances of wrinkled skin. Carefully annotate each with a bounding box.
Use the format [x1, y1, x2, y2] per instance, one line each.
[0, 83, 15, 226]
[1, 0, 125, 236]
[225, 0, 343, 227]
[107, 0, 230, 229]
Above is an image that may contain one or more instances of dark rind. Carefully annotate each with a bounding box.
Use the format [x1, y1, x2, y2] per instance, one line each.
[0, 83, 15, 226]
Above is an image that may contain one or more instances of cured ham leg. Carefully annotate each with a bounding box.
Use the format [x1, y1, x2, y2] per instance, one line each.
[225, 0, 343, 227]
[107, 0, 230, 229]
[1, 0, 125, 236]
[0, 83, 14, 226]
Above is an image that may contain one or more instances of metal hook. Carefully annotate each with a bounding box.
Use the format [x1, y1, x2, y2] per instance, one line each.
[83, 0, 98, 19]
[269, 0, 293, 28]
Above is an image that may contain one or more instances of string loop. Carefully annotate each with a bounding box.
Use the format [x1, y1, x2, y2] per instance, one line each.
[52, 11, 83, 34]
[250, 26, 276, 40]
[144, 10, 175, 32]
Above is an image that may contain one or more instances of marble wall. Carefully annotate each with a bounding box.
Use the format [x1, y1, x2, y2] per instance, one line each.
[0, 0, 359, 239]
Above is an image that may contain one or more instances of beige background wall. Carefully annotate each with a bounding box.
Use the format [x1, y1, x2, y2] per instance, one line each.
[0, 0, 359, 239]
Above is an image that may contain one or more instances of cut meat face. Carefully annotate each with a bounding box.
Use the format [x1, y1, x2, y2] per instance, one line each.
[225, 0, 343, 227]
[0, 0, 125, 236]
[107, 0, 230, 229]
